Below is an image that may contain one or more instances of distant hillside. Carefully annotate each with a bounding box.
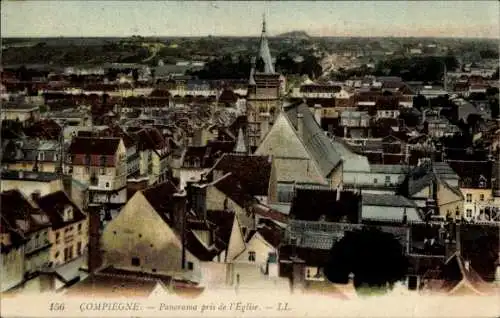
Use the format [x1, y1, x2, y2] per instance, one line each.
[276, 31, 310, 39]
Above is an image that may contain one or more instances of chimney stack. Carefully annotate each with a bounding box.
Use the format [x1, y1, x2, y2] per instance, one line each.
[173, 190, 187, 269]
[87, 206, 103, 273]
[31, 191, 41, 203]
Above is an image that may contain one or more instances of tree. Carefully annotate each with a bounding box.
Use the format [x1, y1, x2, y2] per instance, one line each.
[324, 227, 408, 295]
[413, 94, 428, 110]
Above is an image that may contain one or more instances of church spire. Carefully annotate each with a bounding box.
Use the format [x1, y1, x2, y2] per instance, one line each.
[258, 14, 275, 74]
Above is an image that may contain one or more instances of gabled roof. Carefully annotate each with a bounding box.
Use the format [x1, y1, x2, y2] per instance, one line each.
[35, 191, 87, 230]
[68, 137, 121, 155]
[1, 190, 51, 234]
[284, 102, 343, 177]
[399, 162, 463, 199]
[141, 181, 179, 225]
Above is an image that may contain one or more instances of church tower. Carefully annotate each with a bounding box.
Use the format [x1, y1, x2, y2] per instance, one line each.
[246, 15, 282, 148]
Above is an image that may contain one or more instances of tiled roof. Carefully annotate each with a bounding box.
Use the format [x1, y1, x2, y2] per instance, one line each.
[69, 137, 121, 155]
[65, 270, 170, 298]
[362, 193, 417, 208]
[211, 154, 272, 197]
[213, 174, 255, 208]
[35, 191, 87, 230]
[252, 204, 288, 224]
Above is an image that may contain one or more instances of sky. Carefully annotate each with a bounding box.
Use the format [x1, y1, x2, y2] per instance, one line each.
[2, 1, 499, 38]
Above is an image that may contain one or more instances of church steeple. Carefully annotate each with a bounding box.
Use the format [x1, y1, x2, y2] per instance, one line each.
[258, 14, 275, 74]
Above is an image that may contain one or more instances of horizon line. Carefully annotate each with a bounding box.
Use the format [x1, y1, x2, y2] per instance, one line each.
[3, 35, 499, 40]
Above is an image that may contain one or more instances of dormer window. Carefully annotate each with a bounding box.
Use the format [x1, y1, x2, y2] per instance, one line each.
[63, 205, 74, 222]
[478, 175, 487, 188]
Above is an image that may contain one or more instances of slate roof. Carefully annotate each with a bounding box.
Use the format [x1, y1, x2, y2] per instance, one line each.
[362, 193, 418, 208]
[211, 154, 272, 197]
[361, 194, 423, 223]
[68, 137, 121, 155]
[35, 191, 87, 230]
[370, 164, 409, 175]
[285, 102, 342, 177]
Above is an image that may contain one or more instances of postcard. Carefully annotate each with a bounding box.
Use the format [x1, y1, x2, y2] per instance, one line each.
[1, 1, 499, 317]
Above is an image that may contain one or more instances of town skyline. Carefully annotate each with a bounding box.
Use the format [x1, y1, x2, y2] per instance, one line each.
[2, 1, 499, 39]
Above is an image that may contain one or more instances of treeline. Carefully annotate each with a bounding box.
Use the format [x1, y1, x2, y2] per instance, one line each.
[189, 52, 323, 80]
[373, 55, 459, 82]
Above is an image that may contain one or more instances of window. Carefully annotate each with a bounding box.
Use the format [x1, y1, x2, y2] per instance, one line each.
[55, 232, 60, 244]
[373, 178, 378, 184]
[385, 176, 391, 184]
[55, 251, 60, 258]
[85, 154, 91, 165]
[78, 224, 82, 233]
[131, 257, 140, 266]
[466, 194, 472, 203]
[306, 269, 311, 278]
[77, 242, 82, 256]
[100, 167, 106, 175]
[187, 262, 194, 270]
[105, 182, 110, 188]
[408, 276, 418, 291]
[479, 194, 485, 201]
[466, 209, 473, 218]
[248, 251, 256, 262]
[64, 247, 70, 261]
[100, 155, 106, 166]
[38, 152, 45, 161]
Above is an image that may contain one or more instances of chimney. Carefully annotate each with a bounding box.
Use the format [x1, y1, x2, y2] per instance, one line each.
[87, 206, 103, 273]
[313, 104, 322, 126]
[173, 190, 187, 269]
[464, 260, 470, 272]
[297, 113, 304, 139]
[31, 190, 41, 203]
